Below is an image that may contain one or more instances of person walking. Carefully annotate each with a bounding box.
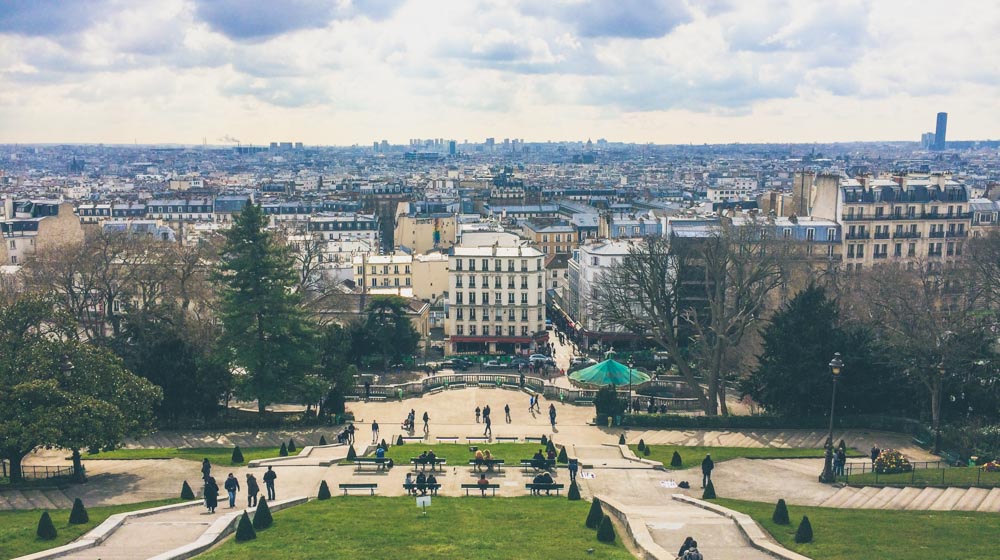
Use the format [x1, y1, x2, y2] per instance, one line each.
[347, 422, 356, 445]
[534, 394, 541, 413]
[678, 537, 696, 558]
[475, 406, 481, 423]
[263, 466, 277, 500]
[483, 405, 491, 423]
[422, 411, 430, 433]
[224, 473, 240, 508]
[483, 414, 492, 437]
[519, 371, 525, 388]
[201, 458, 211, 481]
[870, 444, 881, 466]
[245, 473, 260, 507]
[528, 394, 535, 414]
[203, 476, 219, 514]
[549, 403, 557, 429]
[371, 420, 380, 443]
[568, 457, 579, 483]
[701, 454, 714, 488]
[504, 403, 511, 423]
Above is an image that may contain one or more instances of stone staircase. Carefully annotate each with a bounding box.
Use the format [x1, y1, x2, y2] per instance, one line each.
[0, 487, 76, 510]
[818, 485, 1000, 512]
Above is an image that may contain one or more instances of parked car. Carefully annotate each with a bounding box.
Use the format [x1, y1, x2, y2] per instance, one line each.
[438, 359, 471, 371]
[482, 359, 507, 369]
[529, 354, 555, 366]
[510, 357, 530, 368]
[570, 356, 597, 367]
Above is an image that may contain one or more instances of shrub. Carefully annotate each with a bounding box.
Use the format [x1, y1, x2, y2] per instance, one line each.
[622, 413, 925, 435]
[596, 515, 616, 543]
[874, 449, 912, 474]
[567, 481, 581, 501]
[637, 439, 646, 452]
[546, 440, 556, 454]
[317, 481, 331, 500]
[36, 512, 57, 540]
[618, 434, 626, 445]
[346, 445, 357, 461]
[181, 481, 195, 500]
[69, 498, 89, 524]
[585, 499, 603, 529]
[231, 445, 244, 464]
[557, 447, 568, 463]
[235, 511, 256, 542]
[541, 435, 549, 447]
[643, 446, 650, 456]
[279, 443, 288, 457]
[702, 481, 716, 499]
[288, 439, 296, 453]
[671, 451, 683, 467]
[396, 435, 404, 445]
[795, 516, 813, 543]
[253, 498, 273, 530]
[319, 435, 327, 446]
[772, 499, 790, 525]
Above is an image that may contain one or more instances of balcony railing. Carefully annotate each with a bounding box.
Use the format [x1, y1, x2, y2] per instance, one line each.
[874, 232, 891, 239]
[893, 232, 921, 239]
[845, 232, 871, 240]
[873, 253, 888, 259]
[929, 232, 945, 238]
[841, 212, 973, 221]
[946, 231, 968, 238]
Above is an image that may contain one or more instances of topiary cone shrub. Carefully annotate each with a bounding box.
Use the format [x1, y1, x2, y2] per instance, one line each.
[69, 498, 89, 524]
[253, 498, 273, 530]
[546, 440, 556, 455]
[585, 499, 604, 529]
[232, 445, 244, 464]
[567, 481, 581, 501]
[279, 443, 288, 457]
[557, 447, 568, 463]
[772, 499, 790, 525]
[794, 516, 813, 543]
[702, 481, 716, 499]
[643, 446, 651, 456]
[235, 511, 256, 542]
[319, 435, 327, 446]
[541, 435, 549, 447]
[396, 435, 404, 446]
[618, 434, 626, 445]
[670, 451, 683, 467]
[288, 439, 296, 453]
[346, 445, 357, 461]
[36, 512, 57, 540]
[637, 439, 646, 452]
[317, 481, 331, 500]
[596, 514, 616, 543]
[181, 481, 195, 500]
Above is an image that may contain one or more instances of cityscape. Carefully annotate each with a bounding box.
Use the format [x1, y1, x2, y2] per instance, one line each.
[1, 2, 999, 560]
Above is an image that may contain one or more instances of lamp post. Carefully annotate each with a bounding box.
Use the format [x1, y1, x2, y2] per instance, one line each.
[934, 363, 945, 455]
[627, 358, 635, 414]
[60, 355, 87, 483]
[819, 352, 844, 483]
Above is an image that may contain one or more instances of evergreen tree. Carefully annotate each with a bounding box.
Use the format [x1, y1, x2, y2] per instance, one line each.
[181, 480, 195, 499]
[36, 512, 57, 540]
[317, 480, 331, 500]
[396, 435, 404, 445]
[596, 515, 616, 543]
[585, 499, 603, 529]
[279, 442, 288, 457]
[288, 439, 296, 453]
[546, 439, 556, 455]
[772, 499, 790, 525]
[557, 447, 568, 463]
[235, 511, 256, 542]
[567, 481, 581, 501]
[670, 451, 683, 467]
[540, 435, 549, 447]
[617, 433, 625, 445]
[637, 439, 645, 451]
[794, 516, 813, 543]
[215, 203, 317, 413]
[702, 481, 716, 499]
[346, 444, 357, 460]
[69, 498, 89, 524]
[253, 498, 273, 530]
[231, 445, 244, 464]
[319, 435, 327, 446]
[361, 296, 420, 371]
[643, 446, 651, 456]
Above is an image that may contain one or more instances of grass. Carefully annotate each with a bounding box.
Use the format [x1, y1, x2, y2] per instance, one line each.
[0, 498, 180, 560]
[83, 447, 298, 464]
[633, 445, 863, 470]
[713, 497, 1000, 560]
[371, 443, 552, 465]
[199, 496, 632, 560]
[842, 467, 1000, 487]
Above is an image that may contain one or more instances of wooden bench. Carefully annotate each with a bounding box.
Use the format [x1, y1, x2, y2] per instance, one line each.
[353, 457, 391, 472]
[520, 459, 556, 473]
[410, 458, 447, 471]
[466, 436, 489, 443]
[339, 483, 377, 495]
[495, 437, 519, 443]
[403, 483, 441, 495]
[401, 436, 425, 443]
[461, 483, 500, 496]
[436, 436, 459, 442]
[526, 483, 565, 495]
[468, 459, 505, 472]
[524, 437, 544, 444]
[367, 395, 387, 402]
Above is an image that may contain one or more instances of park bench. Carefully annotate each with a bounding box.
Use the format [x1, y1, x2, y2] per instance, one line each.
[520, 459, 556, 473]
[574, 399, 594, 406]
[911, 436, 929, 448]
[461, 483, 500, 496]
[401, 436, 425, 443]
[367, 395, 387, 402]
[524, 436, 545, 444]
[403, 483, 441, 495]
[468, 459, 505, 472]
[353, 457, 391, 472]
[467, 436, 489, 443]
[339, 483, 377, 495]
[525, 483, 564, 495]
[495, 436, 519, 443]
[436, 436, 459, 442]
[410, 457, 447, 471]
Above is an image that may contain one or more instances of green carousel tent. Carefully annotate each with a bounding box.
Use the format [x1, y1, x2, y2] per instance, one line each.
[569, 359, 651, 386]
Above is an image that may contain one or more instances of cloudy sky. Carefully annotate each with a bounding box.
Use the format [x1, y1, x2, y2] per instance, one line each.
[0, 0, 997, 145]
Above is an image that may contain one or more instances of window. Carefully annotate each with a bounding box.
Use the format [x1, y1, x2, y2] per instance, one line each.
[783, 228, 791, 239]
[521, 309, 528, 321]
[456, 308, 463, 320]
[455, 292, 463, 304]
[508, 326, 516, 337]
[521, 326, 529, 336]
[495, 259, 501, 271]
[456, 277, 463, 288]
[456, 325, 464, 335]
[469, 293, 476, 304]
[894, 243, 902, 257]
[456, 259, 463, 271]
[508, 293, 515, 303]
[371, 278, 377, 287]
[494, 277, 502, 289]
[508, 278, 515, 289]
[592, 256, 599, 266]
[8, 240, 14, 249]
[508, 309, 515, 321]
[357, 266, 363, 275]
[521, 259, 528, 271]
[806, 228, 815, 241]
[508, 260, 514, 272]
[495, 292, 502, 303]
[827, 245, 835, 257]
[469, 275, 476, 288]
[908, 243, 916, 257]
[827, 229, 836, 241]
[469, 309, 476, 320]
[542, 235, 549, 243]
[848, 244, 855, 258]
[10, 256, 16, 264]
[482, 259, 489, 271]
[521, 293, 528, 304]
[496, 326, 503, 336]
[469, 259, 476, 271]
[469, 325, 477, 336]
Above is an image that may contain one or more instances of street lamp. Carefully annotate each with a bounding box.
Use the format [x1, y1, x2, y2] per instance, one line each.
[934, 363, 945, 454]
[59, 355, 87, 483]
[819, 352, 844, 483]
[627, 357, 635, 414]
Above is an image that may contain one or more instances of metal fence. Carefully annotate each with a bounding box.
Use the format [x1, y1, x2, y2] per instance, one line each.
[0, 461, 73, 480]
[838, 461, 1000, 487]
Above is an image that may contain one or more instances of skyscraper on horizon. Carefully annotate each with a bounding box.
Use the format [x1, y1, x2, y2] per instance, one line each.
[934, 112, 948, 150]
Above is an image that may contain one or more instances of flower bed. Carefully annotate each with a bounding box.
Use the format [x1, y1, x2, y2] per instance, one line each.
[874, 449, 912, 474]
[982, 460, 1000, 473]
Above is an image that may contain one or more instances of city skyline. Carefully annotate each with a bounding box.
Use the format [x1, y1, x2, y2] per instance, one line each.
[1, 0, 997, 145]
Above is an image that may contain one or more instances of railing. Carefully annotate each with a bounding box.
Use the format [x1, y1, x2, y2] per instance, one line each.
[893, 232, 921, 239]
[838, 461, 1000, 487]
[946, 231, 968, 238]
[929, 231, 945, 238]
[845, 232, 870, 239]
[874, 232, 891, 239]
[841, 212, 973, 221]
[0, 462, 73, 480]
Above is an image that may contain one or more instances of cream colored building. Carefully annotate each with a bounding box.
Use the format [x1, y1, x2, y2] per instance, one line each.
[410, 252, 449, 302]
[394, 202, 457, 253]
[353, 253, 412, 291]
[0, 200, 84, 265]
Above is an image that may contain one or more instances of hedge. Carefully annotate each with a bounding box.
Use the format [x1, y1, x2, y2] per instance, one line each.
[621, 413, 925, 435]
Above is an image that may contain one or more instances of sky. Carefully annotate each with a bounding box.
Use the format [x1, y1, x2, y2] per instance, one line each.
[0, 0, 997, 146]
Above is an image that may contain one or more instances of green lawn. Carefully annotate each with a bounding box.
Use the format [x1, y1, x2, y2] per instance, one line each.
[373, 443, 553, 465]
[199, 496, 632, 560]
[842, 467, 1000, 487]
[0, 499, 180, 560]
[714, 498, 1000, 560]
[83, 447, 298, 464]
[633, 445, 863, 470]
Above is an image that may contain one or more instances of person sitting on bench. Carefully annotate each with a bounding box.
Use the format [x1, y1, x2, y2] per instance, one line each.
[417, 451, 429, 466]
[532, 450, 547, 471]
[474, 449, 485, 471]
[404, 473, 416, 495]
[477, 473, 490, 496]
[375, 445, 385, 459]
[538, 471, 554, 494]
[427, 449, 437, 466]
[531, 473, 545, 495]
[426, 474, 438, 495]
[483, 449, 494, 470]
[416, 472, 427, 495]
[546, 448, 556, 462]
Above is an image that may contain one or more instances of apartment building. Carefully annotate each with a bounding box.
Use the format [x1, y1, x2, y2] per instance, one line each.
[353, 253, 412, 291]
[0, 200, 84, 265]
[521, 220, 576, 255]
[446, 245, 547, 355]
[565, 240, 636, 348]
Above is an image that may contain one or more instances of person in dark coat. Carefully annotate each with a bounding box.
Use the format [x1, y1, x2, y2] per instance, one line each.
[245, 473, 260, 507]
[701, 454, 714, 488]
[475, 406, 481, 423]
[201, 458, 211, 480]
[678, 536, 695, 557]
[567, 457, 579, 483]
[203, 477, 219, 513]
[263, 466, 277, 500]
[224, 473, 240, 508]
[504, 403, 511, 423]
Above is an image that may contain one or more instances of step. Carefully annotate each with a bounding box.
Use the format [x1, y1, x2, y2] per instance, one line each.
[21, 489, 57, 510]
[840, 486, 881, 508]
[905, 488, 944, 511]
[42, 489, 75, 509]
[863, 486, 901, 509]
[819, 487, 857, 508]
[976, 488, 1000, 512]
[883, 487, 923, 509]
[0, 492, 13, 510]
[928, 487, 969, 511]
[4, 490, 34, 509]
[953, 487, 991, 511]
